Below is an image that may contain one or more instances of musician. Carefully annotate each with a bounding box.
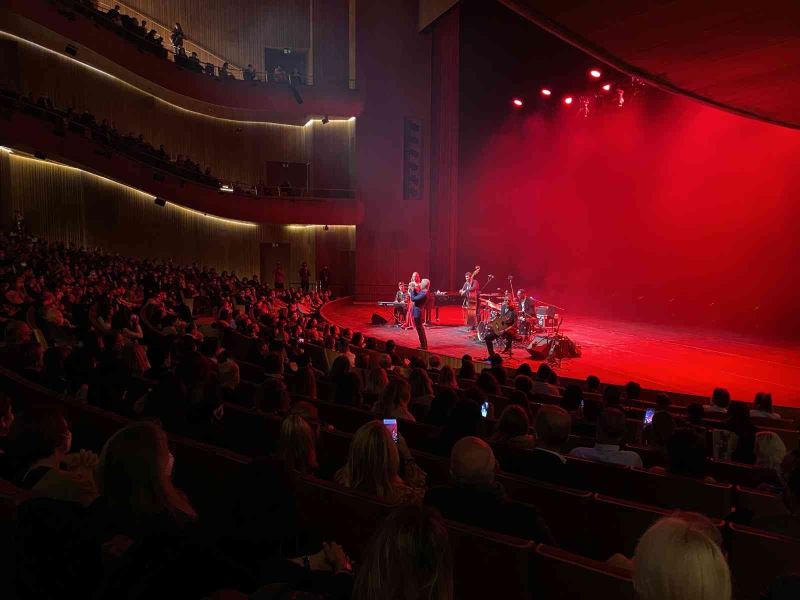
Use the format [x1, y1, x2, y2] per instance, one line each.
[483, 299, 516, 359]
[459, 270, 480, 328]
[394, 282, 408, 325]
[516, 289, 534, 317]
[409, 278, 429, 349]
[402, 272, 420, 329]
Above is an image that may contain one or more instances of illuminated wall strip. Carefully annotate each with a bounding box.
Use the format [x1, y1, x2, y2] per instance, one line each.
[5, 147, 257, 227]
[0, 30, 355, 127]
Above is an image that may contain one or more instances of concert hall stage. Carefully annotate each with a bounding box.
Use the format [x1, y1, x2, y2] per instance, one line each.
[322, 298, 800, 409]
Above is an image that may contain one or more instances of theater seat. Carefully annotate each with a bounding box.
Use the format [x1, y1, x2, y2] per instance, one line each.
[295, 475, 394, 560]
[534, 544, 635, 600]
[496, 472, 593, 555]
[215, 403, 281, 456]
[314, 400, 374, 433]
[735, 485, 789, 519]
[727, 523, 800, 600]
[445, 520, 536, 600]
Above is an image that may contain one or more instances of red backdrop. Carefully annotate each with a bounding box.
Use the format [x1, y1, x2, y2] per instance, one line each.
[458, 93, 800, 338]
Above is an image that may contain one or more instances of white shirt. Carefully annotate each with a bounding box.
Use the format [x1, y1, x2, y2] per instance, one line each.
[702, 404, 727, 414]
[750, 409, 782, 420]
[569, 443, 643, 468]
[530, 381, 561, 396]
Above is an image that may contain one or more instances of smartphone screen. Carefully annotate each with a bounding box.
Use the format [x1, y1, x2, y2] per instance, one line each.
[644, 408, 655, 425]
[481, 401, 489, 419]
[580, 399, 585, 411]
[383, 419, 399, 444]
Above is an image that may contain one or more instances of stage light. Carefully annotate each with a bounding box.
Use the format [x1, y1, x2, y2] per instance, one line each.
[321, 116, 330, 124]
[512, 98, 524, 107]
[540, 88, 552, 97]
[602, 83, 611, 91]
[589, 69, 602, 78]
[563, 96, 573, 105]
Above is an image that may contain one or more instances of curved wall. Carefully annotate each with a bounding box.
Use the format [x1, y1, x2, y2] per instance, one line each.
[0, 150, 356, 291]
[1, 34, 354, 190]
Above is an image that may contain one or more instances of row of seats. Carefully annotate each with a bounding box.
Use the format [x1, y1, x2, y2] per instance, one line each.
[3, 366, 798, 599]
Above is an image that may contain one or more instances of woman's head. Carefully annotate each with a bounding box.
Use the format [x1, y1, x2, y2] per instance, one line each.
[666, 428, 708, 479]
[409, 368, 434, 399]
[352, 505, 453, 600]
[439, 365, 458, 388]
[492, 405, 530, 442]
[754, 392, 774, 413]
[10, 405, 71, 465]
[97, 421, 196, 521]
[633, 514, 730, 600]
[755, 431, 787, 470]
[476, 370, 498, 395]
[340, 421, 400, 498]
[458, 360, 475, 380]
[277, 415, 318, 474]
[365, 367, 389, 394]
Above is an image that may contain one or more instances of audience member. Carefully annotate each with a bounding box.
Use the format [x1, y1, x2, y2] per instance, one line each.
[335, 421, 425, 504]
[753, 431, 787, 488]
[585, 374, 601, 393]
[457, 355, 475, 380]
[373, 378, 415, 421]
[570, 408, 643, 467]
[632, 514, 731, 600]
[352, 506, 453, 600]
[424, 437, 553, 542]
[530, 363, 560, 395]
[704, 387, 731, 414]
[625, 381, 642, 403]
[651, 428, 711, 481]
[438, 364, 458, 389]
[504, 405, 572, 486]
[277, 414, 318, 475]
[603, 384, 623, 408]
[433, 399, 481, 456]
[490, 405, 535, 449]
[751, 392, 782, 420]
[426, 387, 458, 427]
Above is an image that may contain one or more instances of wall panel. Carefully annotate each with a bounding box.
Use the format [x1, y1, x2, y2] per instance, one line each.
[119, 0, 311, 70]
[0, 152, 355, 287]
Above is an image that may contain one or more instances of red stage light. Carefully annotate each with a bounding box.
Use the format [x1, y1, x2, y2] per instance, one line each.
[563, 96, 573, 105]
[602, 83, 611, 91]
[512, 98, 524, 107]
[540, 88, 552, 97]
[590, 69, 602, 78]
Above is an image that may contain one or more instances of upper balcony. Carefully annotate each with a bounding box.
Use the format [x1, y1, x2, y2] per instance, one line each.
[3, 0, 363, 124]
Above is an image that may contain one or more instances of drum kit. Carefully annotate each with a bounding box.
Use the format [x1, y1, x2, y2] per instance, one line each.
[474, 292, 562, 347]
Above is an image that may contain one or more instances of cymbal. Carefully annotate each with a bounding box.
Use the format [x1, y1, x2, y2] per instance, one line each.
[483, 300, 502, 310]
[480, 293, 502, 298]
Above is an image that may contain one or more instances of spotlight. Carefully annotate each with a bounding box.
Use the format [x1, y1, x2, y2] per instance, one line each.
[154, 197, 167, 207]
[283, 47, 292, 55]
[589, 69, 602, 78]
[540, 89, 552, 97]
[220, 184, 234, 193]
[512, 98, 524, 107]
[323, 224, 329, 231]
[321, 116, 330, 124]
[563, 96, 573, 105]
[601, 83, 611, 92]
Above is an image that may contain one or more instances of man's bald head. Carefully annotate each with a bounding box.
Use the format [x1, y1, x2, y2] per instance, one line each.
[534, 405, 571, 451]
[450, 436, 496, 485]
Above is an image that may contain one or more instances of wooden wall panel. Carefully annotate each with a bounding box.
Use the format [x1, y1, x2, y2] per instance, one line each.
[118, 0, 311, 71]
[307, 119, 354, 190]
[312, 0, 350, 87]
[12, 40, 352, 189]
[0, 152, 355, 286]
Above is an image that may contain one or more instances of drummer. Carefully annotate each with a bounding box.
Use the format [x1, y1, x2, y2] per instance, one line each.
[516, 289, 534, 318]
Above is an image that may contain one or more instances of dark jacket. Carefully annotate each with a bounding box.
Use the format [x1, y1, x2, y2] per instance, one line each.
[424, 481, 554, 543]
[502, 448, 573, 488]
[409, 288, 428, 318]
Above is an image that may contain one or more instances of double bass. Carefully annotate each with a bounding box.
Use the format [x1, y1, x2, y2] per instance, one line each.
[461, 265, 481, 327]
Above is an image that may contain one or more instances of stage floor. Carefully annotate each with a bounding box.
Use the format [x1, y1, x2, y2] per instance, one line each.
[322, 300, 800, 409]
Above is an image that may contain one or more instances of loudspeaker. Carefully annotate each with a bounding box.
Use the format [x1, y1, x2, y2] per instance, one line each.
[371, 313, 388, 325]
[526, 335, 553, 360]
[154, 197, 167, 207]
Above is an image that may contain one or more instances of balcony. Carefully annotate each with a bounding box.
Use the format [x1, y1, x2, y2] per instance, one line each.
[0, 94, 363, 225]
[3, 0, 363, 124]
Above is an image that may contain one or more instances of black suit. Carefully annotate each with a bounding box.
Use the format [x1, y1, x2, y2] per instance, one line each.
[518, 296, 534, 318]
[424, 482, 553, 543]
[409, 288, 428, 349]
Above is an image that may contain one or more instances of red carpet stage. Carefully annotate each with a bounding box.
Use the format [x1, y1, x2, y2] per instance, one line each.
[322, 298, 800, 409]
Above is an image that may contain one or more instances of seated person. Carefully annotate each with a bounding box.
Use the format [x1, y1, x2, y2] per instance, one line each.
[650, 428, 714, 482]
[489, 405, 536, 449]
[751, 392, 782, 420]
[703, 387, 730, 415]
[569, 408, 643, 468]
[424, 436, 553, 543]
[752, 452, 800, 538]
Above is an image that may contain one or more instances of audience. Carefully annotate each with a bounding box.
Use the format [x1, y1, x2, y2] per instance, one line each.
[503, 405, 572, 486]
[704, 387, 731, 414]
[425, 437, 553, 542]
[751, 392, 782, 420]
[437, 364, 458, 389]
[277, 414, 318, 475]
[373, 378, 415, 421]
[753, 431, 787, 489]
[652, 428, 711, 481]
[569, 408, 643, 467]
[530, 363, 560, 395]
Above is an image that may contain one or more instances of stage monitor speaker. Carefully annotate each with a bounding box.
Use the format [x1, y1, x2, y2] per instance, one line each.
[526, 335, 553, 360]
[371, 313, 388, 325]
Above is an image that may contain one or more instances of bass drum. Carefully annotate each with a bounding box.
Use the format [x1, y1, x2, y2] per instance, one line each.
[476, 321, 490, 342]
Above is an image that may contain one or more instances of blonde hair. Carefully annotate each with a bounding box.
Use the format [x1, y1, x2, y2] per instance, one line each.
[335, 421, 401, 500]
[277, 414, 318, 474]
[633, 515, 730, 600]
[755, 431, 787, 470]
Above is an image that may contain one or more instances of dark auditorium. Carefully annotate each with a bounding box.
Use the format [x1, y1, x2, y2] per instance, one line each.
[2, 1, 800, 599]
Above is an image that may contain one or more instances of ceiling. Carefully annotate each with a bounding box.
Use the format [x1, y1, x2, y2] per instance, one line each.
[498, 0, 800, 129]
